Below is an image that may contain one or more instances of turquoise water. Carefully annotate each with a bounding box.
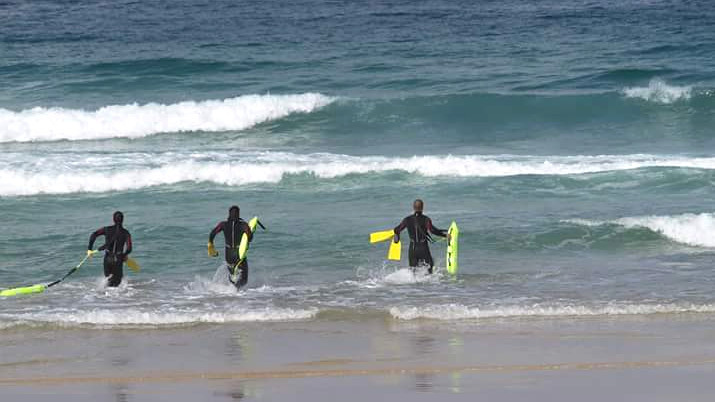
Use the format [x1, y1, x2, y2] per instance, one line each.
[2, 0, 715, 327]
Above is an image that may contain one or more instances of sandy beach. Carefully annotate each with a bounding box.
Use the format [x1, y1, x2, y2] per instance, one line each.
[3, 314, 715, 401]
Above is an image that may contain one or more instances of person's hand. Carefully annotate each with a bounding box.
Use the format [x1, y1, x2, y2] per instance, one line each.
[393, 234, 400, 243]
[447, 233, 452, 242]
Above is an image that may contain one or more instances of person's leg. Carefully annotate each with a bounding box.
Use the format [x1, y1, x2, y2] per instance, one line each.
[108, 261, 123, 287]
[413, 243, 432, 273]
[103, 254, 123, 287]
[235, 260, 248, 289]
[425, 246, 434, 274]
[103, 254, 112, 278]
[225, 248, 239, 280]
[408, 242, 418, 268]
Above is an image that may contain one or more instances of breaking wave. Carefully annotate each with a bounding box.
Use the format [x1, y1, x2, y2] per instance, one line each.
[0, 93, 335, 142]
[566, 212, 715, 247]
[4, 152, 715, 196]
[622, 79, 692, 104]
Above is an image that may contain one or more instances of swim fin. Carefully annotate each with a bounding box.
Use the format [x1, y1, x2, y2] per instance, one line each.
[387, 240, 401, 261]
[126, 257, 140, 272]
[208, 242, 218, 257]
[370, 229, 395, 243]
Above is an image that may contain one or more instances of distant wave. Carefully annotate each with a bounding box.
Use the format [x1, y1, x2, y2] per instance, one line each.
[5, 152, 715, 196]
[622, 79, 692, 104]
[0, 93, 335, 142]
[390, 302, 715, 320]
[566, 212, 715, 247]
[0, 307, 318, 328]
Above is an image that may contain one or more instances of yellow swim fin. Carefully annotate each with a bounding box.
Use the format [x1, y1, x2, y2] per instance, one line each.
[387, 240, 401, 261]
[370, 229, 395, 243]
[208, 242, 218, 257]
[126, 257, 140, 272]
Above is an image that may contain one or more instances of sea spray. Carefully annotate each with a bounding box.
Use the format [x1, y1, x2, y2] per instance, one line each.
[623, 79, 692, 104]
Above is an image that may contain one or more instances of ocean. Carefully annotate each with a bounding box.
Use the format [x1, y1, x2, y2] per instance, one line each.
[2, 0, 715, 330]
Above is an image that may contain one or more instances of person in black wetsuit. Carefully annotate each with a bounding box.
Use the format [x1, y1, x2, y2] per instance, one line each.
[393, 199, 448, 273]
[88, 211, 133, 287]
[208, 205, 253, 288]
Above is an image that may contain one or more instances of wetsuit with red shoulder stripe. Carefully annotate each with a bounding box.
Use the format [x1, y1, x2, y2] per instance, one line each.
[393, 212, 447, 273]
[88, 224, 132, 287]
[209, 218, 252, 288]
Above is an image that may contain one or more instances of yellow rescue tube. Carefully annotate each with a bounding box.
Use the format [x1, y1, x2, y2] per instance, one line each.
[238, 217, 260, 261]
[0, 284, 46, 297]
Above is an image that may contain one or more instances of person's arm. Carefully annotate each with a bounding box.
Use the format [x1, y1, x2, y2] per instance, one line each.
[393, 217, 408, 243]
[208, 222, 223, 257]
[209, 222, 224, 243]
[88, 227, 105, 250]
[124, 231, 132, 256]
[427, 218, 447, 238]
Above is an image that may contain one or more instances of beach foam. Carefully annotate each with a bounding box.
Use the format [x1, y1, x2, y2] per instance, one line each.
[0, 93, 335, 142]
[349, 267, 440, 289]
[390, 302, 715, 320]
[0, 307, 318, 328]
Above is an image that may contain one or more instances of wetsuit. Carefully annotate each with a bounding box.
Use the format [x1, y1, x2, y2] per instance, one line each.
[88, 224, 132, 287]
[394, 212, 447, 273]
[209, 218, 252, 288]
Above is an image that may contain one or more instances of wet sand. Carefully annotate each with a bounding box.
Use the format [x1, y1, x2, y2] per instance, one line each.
[3, 314, 715, 400]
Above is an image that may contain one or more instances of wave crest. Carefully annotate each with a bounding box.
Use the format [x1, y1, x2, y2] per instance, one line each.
[622, 79, 692, 104]
[0, 93, 335, 143]
[5, 153, 715, 196]
[566, 212, 715, 247]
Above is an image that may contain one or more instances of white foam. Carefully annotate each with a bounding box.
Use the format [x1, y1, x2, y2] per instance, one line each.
[567, 213, 715, 247]
[184, 278, 237, 296]
[0, 307, 317, 328]
[0, 93, 335, 142]
[4, 152, 715, 196]
[390, 302, 715, 320]
[623, 79, 692, 104]
[184, 268, 243, 295]
[382, 268, 436, 284]
[349, 267, 439, 289]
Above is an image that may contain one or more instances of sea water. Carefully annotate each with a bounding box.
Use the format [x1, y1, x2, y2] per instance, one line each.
[2, 0, 715, 328]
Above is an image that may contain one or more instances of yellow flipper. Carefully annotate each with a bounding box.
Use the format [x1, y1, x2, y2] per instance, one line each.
[387, 240, 401, 261]
[126, 257, 140, 272]
[370, 229, 395, 244]
[208, 242, 218, 257]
